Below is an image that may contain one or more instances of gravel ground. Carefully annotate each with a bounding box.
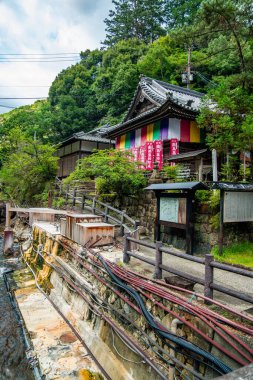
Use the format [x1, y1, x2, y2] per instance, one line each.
[103, 239, 253, 313]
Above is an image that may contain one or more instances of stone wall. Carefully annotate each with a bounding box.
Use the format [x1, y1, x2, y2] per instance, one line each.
[121, 193, 253, 254]
[122, 191, 157, 237]
[24, 227, 250, 379]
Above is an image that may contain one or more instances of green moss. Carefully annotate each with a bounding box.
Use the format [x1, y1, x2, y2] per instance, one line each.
[212, 242, 253, 268]
[210, 212, 220, 230]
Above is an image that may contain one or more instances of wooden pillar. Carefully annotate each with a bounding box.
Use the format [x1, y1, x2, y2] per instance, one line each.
[219, 190, 224, 255]
[198, 157, 203, 181]
[155, 192, 161, 242]
[186, 192, 193, 255]
[204, 254, 214, 304]
[123, 232, 131, 263]
[154, 241, 163, 279]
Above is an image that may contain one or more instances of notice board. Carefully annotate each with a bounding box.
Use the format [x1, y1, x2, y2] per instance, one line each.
[160, 197, 186, 224]
[224, 191, 253, 222]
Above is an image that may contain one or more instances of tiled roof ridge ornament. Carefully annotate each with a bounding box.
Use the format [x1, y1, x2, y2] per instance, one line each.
[166, 91, 173, 98]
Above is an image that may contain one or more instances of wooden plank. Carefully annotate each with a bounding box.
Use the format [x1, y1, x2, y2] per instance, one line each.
[9, 207, 68, 215]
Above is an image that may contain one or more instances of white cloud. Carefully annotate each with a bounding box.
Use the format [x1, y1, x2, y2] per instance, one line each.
[0, 0, 112, 113]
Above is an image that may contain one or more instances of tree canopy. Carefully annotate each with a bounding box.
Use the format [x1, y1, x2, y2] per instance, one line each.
[0, 129, 58, 204]
[0, 0, 252, 182]
[103, 0, 166, 47]
[65, 149, 147, 203]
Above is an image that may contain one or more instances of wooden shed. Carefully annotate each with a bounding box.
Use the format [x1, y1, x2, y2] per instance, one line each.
[57, 131, 114, 178]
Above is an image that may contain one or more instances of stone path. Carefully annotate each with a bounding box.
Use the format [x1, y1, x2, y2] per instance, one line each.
[102, 239, 253, 313]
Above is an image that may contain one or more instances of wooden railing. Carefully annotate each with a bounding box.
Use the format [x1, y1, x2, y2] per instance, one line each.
[63, 186, 140, 234]
[123, 234, 253, 304]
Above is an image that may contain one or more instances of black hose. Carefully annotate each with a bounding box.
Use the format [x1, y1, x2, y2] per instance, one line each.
[98, 255, 232, 375]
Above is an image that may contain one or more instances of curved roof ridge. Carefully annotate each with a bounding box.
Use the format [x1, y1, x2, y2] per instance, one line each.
[142, 75, 204, 97]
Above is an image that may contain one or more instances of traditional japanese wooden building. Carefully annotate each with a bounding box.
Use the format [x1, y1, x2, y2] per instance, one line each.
[100, 76, 211, 179]
[57, 131, 114, 178]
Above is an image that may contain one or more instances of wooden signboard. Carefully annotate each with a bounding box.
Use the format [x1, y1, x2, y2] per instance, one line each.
[224, 191, 253, 222]
[160, 197, 186, 224]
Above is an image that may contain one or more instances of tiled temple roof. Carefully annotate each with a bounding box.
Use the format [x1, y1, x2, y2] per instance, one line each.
[60, 131, 114, 146]
[101, 76, 204, 138]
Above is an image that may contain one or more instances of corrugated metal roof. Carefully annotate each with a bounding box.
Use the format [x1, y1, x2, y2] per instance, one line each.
[145, 182, 209, 191]
[212, 182, 253, 191]
[167, 149, 207, 161]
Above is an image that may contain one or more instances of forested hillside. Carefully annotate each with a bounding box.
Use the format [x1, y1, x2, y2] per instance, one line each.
[1, 0, 252, 143]
[0, 0, 252, 202]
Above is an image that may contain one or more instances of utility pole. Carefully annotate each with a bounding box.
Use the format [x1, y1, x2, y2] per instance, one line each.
[187, 47, 191, 89]
[182, 47, 193, 88]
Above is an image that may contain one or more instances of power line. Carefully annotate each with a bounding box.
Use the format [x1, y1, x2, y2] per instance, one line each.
[0, 85, 50, 87]
[0, 97, 47, 99]
[0, 59, 80, 63]
[0, 104, 16, 109]
[0, 52, 80, 55]
[0, 56, 79, 60]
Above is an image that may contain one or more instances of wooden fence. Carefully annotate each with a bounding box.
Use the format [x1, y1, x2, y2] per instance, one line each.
[123, 234, 253, 304]
[63, 185, 140, 234]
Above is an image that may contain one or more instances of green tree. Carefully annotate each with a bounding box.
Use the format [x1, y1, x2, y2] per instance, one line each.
[48, 59, 102, 141]
[103, 0, 166, 47]
[200, 0, 253, 76]
[93, 39, 147, 124]
[65, 149, 147, 204]
[0, 130, 58, 204]
[0, 100, 53, 142]
[197, 80, 253, 180]
[164, 0, 202, 29]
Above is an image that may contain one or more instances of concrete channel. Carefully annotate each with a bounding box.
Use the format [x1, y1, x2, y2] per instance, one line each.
[2, 208, 253, 379]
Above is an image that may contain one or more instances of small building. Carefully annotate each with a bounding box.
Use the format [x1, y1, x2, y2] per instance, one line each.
[57, 131, 114, 178]
[100, 76, 209, 177]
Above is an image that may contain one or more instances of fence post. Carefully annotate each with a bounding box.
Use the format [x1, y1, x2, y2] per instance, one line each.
[204, 254, 214, 304]
[92, 198, 96, 214]
[123, 232, 131, 263]
[120, 211, 126, 236]
[72, 188, 77, 207]
[154, 241, 163, 279]
[104, 204, 109, 222]
[134, 220, 140, 230]
[81, 194, 85, 210]
[66, 185, 69, 201]
[132, 220, 140, 251]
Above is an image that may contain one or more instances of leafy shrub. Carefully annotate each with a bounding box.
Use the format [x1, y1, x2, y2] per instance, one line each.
[162, 164, 182, 181]
[195, 190, 211, 204]
[64, 149, 147, 203]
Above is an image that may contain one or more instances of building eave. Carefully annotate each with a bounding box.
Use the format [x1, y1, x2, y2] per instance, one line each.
[102, 98, 198, 139]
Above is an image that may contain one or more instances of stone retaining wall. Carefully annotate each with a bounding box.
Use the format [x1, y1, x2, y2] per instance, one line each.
[121, 193, 253, 254]
[24, 227, 249, 379]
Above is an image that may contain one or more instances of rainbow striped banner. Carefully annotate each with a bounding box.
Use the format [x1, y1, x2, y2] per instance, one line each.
[116, 118, 204, 149]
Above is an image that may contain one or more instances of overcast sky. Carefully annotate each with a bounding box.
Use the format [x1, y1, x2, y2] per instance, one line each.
[0, 0, 112, 113]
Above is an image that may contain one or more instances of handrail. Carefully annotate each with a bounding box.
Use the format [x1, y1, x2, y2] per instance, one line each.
[60, 184, 140, 235]
[123, 234, 253, 305]
[128, 237, 156, 249]
[211, 261, 253, 277]
[161, 246, 205, 264]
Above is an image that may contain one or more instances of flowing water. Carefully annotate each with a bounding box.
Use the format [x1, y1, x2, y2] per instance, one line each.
[0, 237, 33, 380]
